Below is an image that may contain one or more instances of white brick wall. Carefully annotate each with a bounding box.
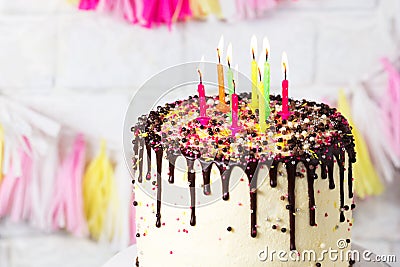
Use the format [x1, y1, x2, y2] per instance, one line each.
[0, 0, 398, 92]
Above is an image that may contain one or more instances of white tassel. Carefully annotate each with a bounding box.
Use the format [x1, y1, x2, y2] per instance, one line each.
[351, 86, 395, 182]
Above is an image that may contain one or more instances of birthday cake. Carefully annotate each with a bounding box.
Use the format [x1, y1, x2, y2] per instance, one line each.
[130, 90, 356, 267]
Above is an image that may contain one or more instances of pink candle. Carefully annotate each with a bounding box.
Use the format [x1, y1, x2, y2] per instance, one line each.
[198, 82, 207, 117]
[229, 80, 242, 136]
[196, 69, 210, 126]
[278, 52, 292, 120]
[231, 93, 239, 128]
[282, 79, 289, 114]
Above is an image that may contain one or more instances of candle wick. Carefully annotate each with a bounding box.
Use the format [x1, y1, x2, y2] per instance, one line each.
[252, 49, 255, 61]
[233, 80, 236, 94]
[228, 60, 231, 69]
[266, 51, 268, 62]
[198, 69, 203, 84]
[217, 48, 221, 64]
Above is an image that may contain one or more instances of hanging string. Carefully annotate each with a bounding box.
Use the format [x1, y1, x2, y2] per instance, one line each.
[337, 89, 384, 198]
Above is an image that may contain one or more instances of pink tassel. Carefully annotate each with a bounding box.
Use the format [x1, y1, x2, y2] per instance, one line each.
[0, 136, 33, 222]
[236, 0, 278, 19]
[79, 0, 100, 10]
[381, 58, 400, 157]
[107, 0, 139, 24]
[142, 0, 191, 28]
[122, 0, 139, 24]
[172, 0, 191, 22]
[50, 134, 87, 237]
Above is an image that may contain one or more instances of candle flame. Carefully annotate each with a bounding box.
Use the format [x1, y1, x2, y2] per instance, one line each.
[251, 35, 257, 60]
[263, 37, 270, 61]
[217, 35, 224, 64]
[227, 42, 232, 68]
[281, 51, 288, 79]
[198, 56, 204, 83]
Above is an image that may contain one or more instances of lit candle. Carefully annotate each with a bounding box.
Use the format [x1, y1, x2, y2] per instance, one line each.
[226, 43, 234, 120]
[258, 67, 266, 132]
[278, 52, 292, 120]
[229, 80, 242, 136]
[250, 35, 258, 111]
[262, 37, 271, 119]
[196, 69, 210, 126]
[216, 36, 229, 112]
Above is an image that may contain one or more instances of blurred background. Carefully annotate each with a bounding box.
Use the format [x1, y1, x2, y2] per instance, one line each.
[0, 0, 399, 266]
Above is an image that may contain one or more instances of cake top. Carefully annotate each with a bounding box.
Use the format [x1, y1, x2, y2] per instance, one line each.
[132, 93, 356, 164]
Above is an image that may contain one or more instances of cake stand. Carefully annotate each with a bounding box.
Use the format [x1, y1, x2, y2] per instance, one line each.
[101, 244, 392, 267]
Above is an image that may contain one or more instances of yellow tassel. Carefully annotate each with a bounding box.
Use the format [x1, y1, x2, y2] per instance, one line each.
[207, 0, 223, 19]
[190, 0, 208, 20]
[67, 0, 80, 5]
[83, 140, 115, 240]
[337, 89, 384, 198]
[0, 125, 3, 184]
[190, 0, 223, 20]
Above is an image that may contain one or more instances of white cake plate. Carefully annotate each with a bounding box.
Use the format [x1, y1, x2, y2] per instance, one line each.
[101, 244, 392, 267]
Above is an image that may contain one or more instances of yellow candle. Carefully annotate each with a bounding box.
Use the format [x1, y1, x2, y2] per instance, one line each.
[217, 36, 225, 104]
[250, 35, 258, 111]
[258, 68, 266, 132]
[262, 37, 271, 119]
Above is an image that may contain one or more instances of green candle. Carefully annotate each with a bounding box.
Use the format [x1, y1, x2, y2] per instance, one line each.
[262, 37, 271, 119]
[227, 43, 234, 121]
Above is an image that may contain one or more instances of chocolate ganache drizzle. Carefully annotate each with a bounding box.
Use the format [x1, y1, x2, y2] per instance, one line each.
[131, 93, 356, 251]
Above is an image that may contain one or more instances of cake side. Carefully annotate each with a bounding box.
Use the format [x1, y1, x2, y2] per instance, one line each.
[134, 156, 353, 266]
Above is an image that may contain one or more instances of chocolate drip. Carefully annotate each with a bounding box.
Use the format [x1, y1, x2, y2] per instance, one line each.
[132, 138, 139, 171]
[306, 164, 316, 226]
[220, 162, 231, 201]
[286, 161, 297, 251]
[327, 158, 335, 189]
[186, 158, 196, 226]
[348, 161, 353, 198]
[155, 148, 163, 228]
[145, 142, 152, 180]
[320, 162, 327, 179]
[200, 162, 212, 196]
[269, 162, 278, 188]
[167, 154, 178, 184]
[336, 151, 346, 223]
[137, 139, 145, 183]
[243, 157, 259, 238]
